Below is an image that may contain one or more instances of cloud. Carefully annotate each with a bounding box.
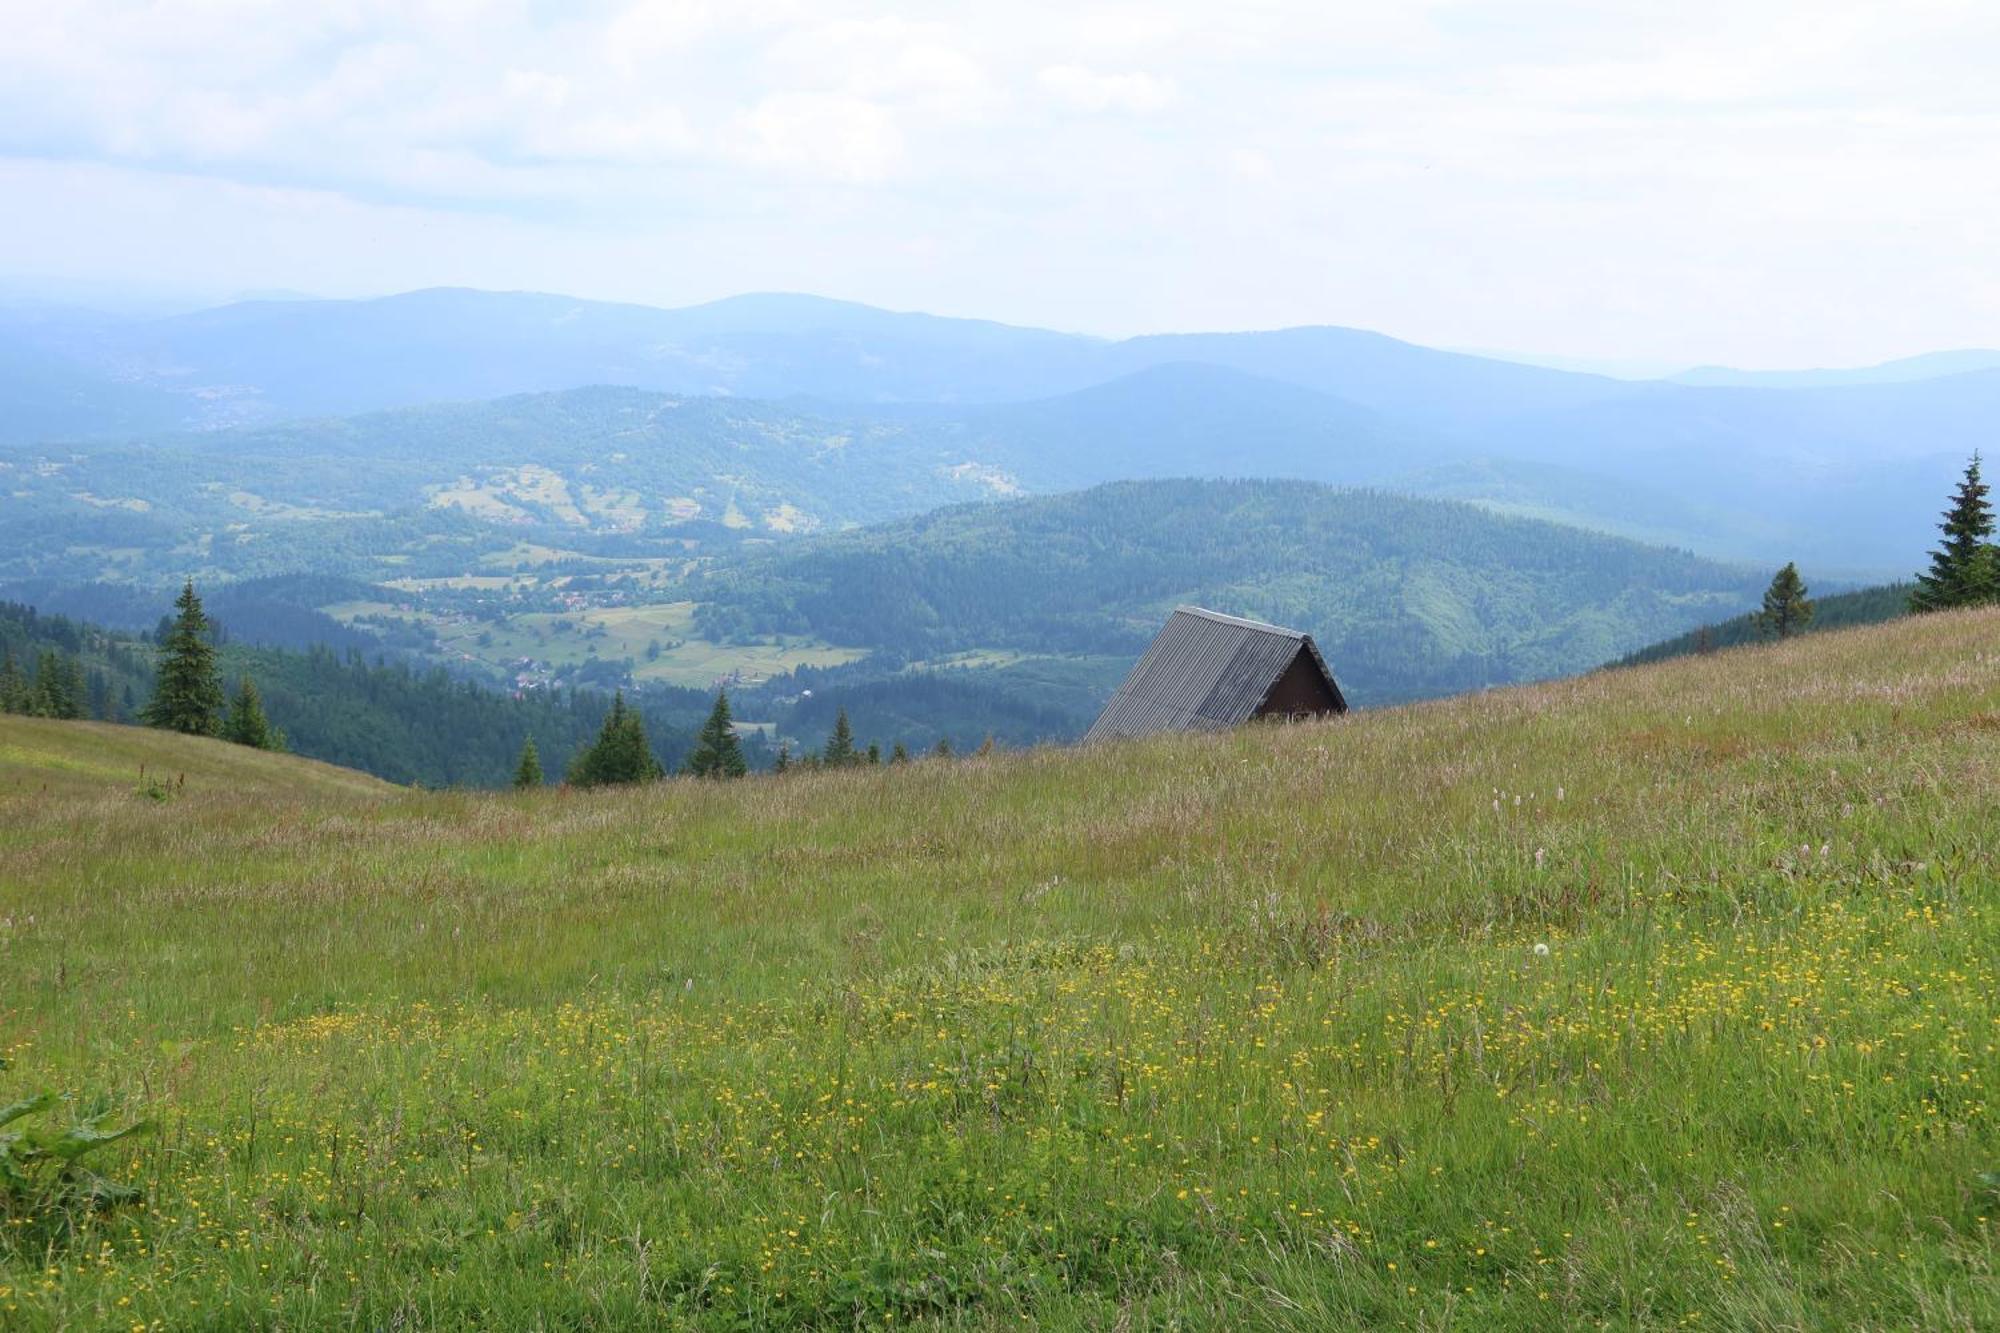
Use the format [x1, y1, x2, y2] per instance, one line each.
[732, 93, 904, 183]
[1038, 65, 1176, 115]
[0, 1, 1996, 364]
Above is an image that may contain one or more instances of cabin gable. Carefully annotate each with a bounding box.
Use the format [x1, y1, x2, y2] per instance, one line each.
[1254, 643, 1346, 720]
[1086, 606, 1347, 742]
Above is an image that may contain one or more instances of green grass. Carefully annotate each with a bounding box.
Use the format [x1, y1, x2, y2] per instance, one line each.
[2, 610, 1997, 1328]
[0, 716, 393, 802]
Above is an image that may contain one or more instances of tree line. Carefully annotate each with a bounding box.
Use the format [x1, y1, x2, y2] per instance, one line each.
[1653, 451, 1997, 662]
[0, 601, 142, 723]
[541, 689, 976, 790]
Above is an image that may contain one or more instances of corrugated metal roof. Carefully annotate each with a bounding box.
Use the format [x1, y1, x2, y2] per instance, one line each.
[1085, 606, 1344, 742]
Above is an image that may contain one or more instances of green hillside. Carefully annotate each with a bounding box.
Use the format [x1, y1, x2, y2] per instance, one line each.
[693, 478, 1764, 707]
[1617, 582, 1913, 667]
[3, 608, 1995, 1328]
[0, 713, 392, 800]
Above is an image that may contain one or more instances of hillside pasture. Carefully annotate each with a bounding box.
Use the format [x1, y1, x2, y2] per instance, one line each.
[0, 611, 1996, 1328]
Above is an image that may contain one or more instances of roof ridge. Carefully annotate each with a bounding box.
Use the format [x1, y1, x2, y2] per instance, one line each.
[1171, 605, 1306, 638]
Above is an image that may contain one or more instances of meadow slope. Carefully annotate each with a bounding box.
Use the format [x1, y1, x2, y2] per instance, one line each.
[2, 610, 1997, 1329]
[0, 715, 394, 802]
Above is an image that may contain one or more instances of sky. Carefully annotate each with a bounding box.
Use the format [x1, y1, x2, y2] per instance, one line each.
[2, 0, 1996, 367]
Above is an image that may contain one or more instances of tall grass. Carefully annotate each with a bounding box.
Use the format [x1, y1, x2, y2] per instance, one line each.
[1, 610, 1996, 1328]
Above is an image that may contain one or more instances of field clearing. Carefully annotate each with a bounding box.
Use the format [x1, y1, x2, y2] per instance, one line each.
[434, 601, 865, 688]
[320, 596, 866, 689]
[1, 611, 1996, 1328]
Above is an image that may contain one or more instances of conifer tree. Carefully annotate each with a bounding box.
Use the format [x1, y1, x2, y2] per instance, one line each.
[772, 743, 792, 774]
[513, 735, 543, 789]
[683, 690, 748, 779]
[932, 738, 952, 759]
[866, 741, 881, 765]
[34, 651, 83, 719]
[86, 668, 113, 721]
[0, 649, 22, 714]
[1911, 453, 1999, 611]
[222, 676, 280, 749]
[566, 692, 663, 787]
[1754, 563, 1814, 639]
[143, 581, 225, 735]
[822, 708, 858, 767]
[890, 741, 909, 764]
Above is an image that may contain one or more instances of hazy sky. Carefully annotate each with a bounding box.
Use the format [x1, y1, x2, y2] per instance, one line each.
[3, 0, 1996, 366]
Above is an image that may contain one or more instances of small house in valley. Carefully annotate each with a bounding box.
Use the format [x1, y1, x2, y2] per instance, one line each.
[1085, 606, 1347, 742]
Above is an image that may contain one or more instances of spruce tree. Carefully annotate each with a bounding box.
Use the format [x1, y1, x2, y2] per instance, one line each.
[772, 743, 792, 774]
[0, 649, 22, 714]
[86, 669, 113, 721]
[932, 738, 952, 759]
[143, 581, 225, 735]
[513, 735, 543, 789]
[34, 652, 82, 719]
[1754, 563, 1814, 639]
[866, 741, 881, 765]
[683, 690, 748, 779]
[822, 708, 858, 767]
[890, 741, 909, 764]
[1911, 453, 1999, 611]
[567, 692, 664, 787]
[222, 676, 277, 749]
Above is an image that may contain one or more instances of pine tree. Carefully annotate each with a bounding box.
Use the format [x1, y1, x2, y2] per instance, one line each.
[0, 649, 22, 714]
[143, 581, 225, 735]
[34, 651, 82, 719]
[932, 738, 952, 759]
[566, 692, 663, 787]
[222, 676, 278, 749]
[513, 735, 543, 789]
[1911, 453, 1999, 611]
[1754, 563, 1814, 639]
[86, 668, 113, 721]
[683, 690, 748, 779]
[890, 741, 909, 764]
[772, 744, 792, 774]
[822, 708, 858, 767]
[866, 742, 881, 765]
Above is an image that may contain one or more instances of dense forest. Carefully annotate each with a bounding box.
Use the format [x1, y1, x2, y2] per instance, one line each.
[690, 479, 1764, 707]
[0, 601, 152, 721]
[0, 599, 757, 786]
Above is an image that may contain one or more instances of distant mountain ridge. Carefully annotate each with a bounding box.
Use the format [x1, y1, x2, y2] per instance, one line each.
[0, 285, 1985, 573]
[1669, 350, 2000, 388]
[2, 369, 1968, 582]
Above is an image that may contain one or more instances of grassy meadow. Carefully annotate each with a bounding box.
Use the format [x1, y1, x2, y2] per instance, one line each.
[1, 610, 1997, 1329]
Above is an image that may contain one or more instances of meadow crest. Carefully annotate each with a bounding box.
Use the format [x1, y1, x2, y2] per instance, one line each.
[1, 610, 1996, 1329]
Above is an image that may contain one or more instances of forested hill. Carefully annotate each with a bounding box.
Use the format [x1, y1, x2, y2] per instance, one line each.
[0, 601, 736, 787]
[690, 479, 1764, 707]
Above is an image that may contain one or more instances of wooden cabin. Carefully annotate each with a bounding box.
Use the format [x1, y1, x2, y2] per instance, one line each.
[1085, 606, 1347, 742]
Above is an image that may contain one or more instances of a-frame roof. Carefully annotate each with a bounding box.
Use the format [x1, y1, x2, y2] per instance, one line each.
[1085, 606, 1345, 742]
